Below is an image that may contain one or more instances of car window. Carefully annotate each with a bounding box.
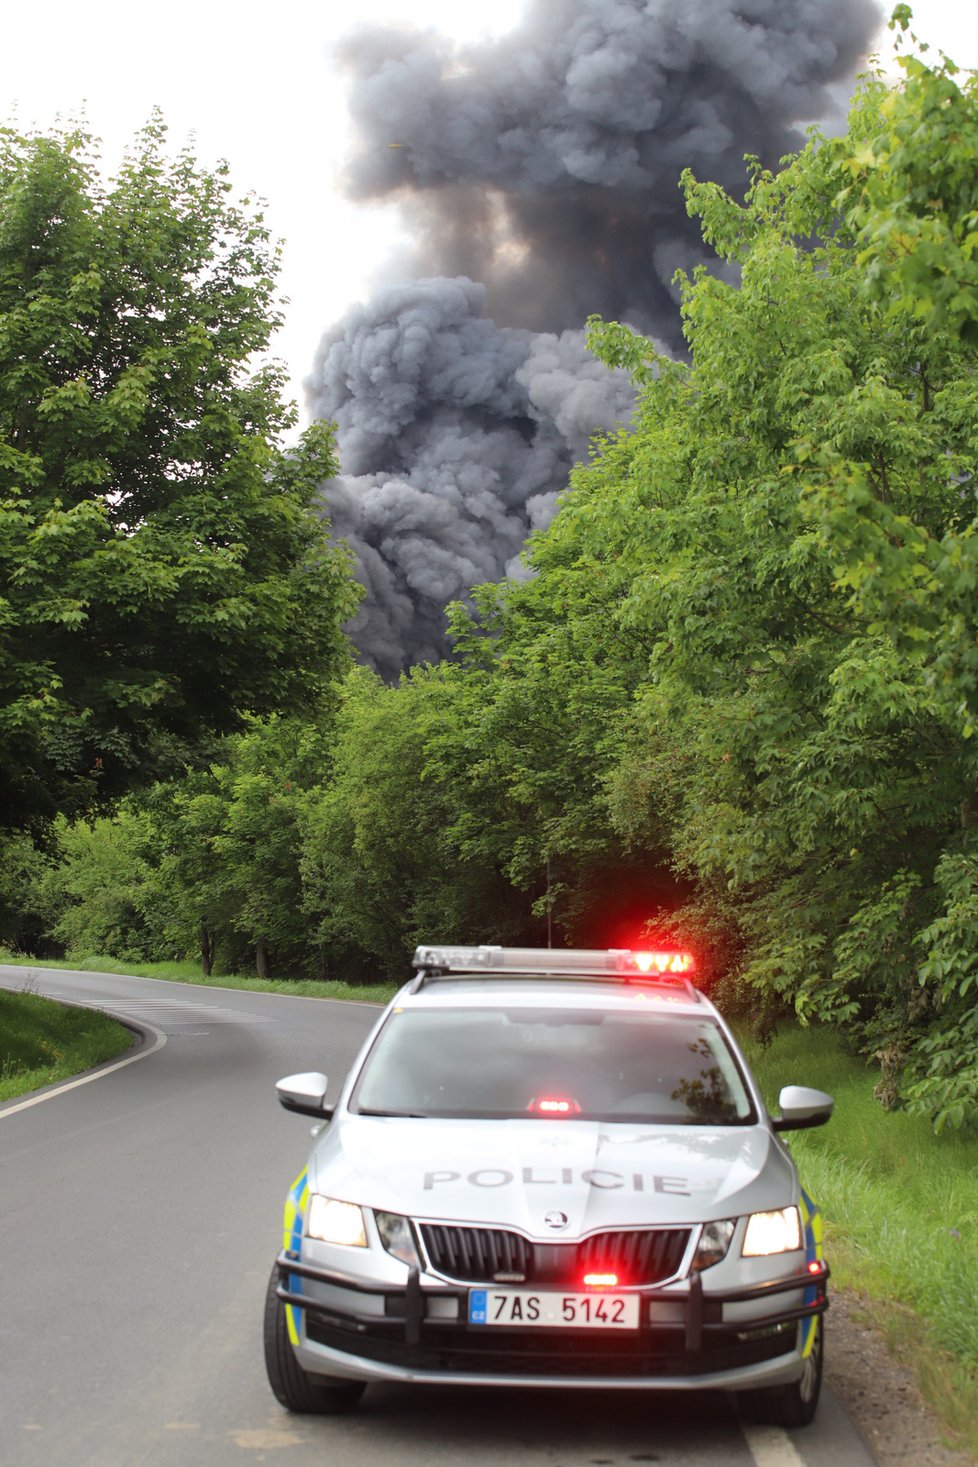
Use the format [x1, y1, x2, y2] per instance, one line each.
[349, 1007, 755, 1124]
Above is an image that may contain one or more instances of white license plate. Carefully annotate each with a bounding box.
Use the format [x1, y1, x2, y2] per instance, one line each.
[468, 1289, 640, 1329]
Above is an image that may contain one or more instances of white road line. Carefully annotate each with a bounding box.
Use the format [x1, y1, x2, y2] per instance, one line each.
[36, 994, 276, 1024]
[0, 1018, 167, 1121]
[741, 1424, 807, 1467]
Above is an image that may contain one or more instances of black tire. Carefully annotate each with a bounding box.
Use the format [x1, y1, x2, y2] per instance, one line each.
[263, 1264, 366, 1415]
[741, 1315, 823, 1429]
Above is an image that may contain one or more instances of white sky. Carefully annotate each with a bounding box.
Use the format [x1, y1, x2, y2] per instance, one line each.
[2, 1, 974, 424]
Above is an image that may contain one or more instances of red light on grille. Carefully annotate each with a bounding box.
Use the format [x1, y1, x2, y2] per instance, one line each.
[582, 1272, 619, 1288]
[807, 1261, 822, 1275]
[528, 1096, 581, 1116]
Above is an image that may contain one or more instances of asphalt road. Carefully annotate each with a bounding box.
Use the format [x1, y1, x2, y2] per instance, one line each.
[0, 965, 878, 1467]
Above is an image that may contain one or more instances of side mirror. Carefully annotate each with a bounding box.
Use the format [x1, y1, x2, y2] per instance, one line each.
[772, 1085, 834, 1132]
[276, 1072, 334, 1120]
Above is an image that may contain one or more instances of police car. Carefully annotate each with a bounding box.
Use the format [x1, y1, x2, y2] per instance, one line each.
[263, 946, 832, 1425]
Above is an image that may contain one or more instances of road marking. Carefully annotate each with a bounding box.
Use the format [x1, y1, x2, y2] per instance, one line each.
[38, 994, 276, 1025]
[741, 1424, 806, 1467]
[158, 977, 383, 1008]
[230, 1425, 304, 1449]
[0, 1017, 167, 1121]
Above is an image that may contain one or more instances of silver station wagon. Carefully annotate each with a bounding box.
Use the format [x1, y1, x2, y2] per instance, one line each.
[264, 946, 832, 1426]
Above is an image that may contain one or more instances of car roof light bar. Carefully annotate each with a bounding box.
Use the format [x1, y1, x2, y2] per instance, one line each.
[410, 945, 698, 997]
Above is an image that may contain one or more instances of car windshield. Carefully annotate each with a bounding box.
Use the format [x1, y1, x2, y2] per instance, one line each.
[350, 1007, 755, 1124]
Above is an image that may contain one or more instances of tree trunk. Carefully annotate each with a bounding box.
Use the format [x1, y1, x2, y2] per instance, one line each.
[200, 922, 214, 977]
[256, 936, 270, 979]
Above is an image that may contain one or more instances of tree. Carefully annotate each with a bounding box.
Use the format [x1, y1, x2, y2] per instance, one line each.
[300, 667, 530, 981]
[41, 808, 165, 963]
[441, 549, 682, 948]
[845, 5, 978, 344]
[0, 119, 358, 830]
[561, 31, 978, 1126]
[16, 22, 978, 1128]
[0, 829, 57, 955]
[38, 708, 347, 978]
[205, 714, 338, 977]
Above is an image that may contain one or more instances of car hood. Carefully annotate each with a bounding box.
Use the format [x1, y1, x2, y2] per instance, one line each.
[309, 1117, 793, 1236]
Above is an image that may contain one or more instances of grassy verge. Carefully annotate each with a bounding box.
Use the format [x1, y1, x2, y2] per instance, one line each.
[0, 951, 397, 1005]
[743, 1024, 978, 1458]
[0, 985, 133, 1104]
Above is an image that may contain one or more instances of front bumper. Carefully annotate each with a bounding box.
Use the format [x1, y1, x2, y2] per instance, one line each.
[274, 1250, 829, 1391]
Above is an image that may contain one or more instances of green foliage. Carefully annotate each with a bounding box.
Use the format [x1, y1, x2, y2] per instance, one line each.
[12, 18, 978, 1130]
[840, 11, 978, 342]
[439, 517, 683, 945]
[301, 666, 533, 979]
[0, 119, 358, 830]
[556, 38, 978, 1128]
[0, 830, 56, 953]
[903, 851, 978, 1130]
[44, 808, 165, 962]
[40, 710, 343, 978]
[148, 712, 340, 974]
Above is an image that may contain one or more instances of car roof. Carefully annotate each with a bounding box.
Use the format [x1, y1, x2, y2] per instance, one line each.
[394, 975, 715, 1020]
[398, 945, 721, 1022]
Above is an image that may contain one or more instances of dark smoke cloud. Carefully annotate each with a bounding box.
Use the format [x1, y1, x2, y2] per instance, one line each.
[310, 277, 636, 678]
[336, 0, 880, 335]
[309, 0, 882, 676]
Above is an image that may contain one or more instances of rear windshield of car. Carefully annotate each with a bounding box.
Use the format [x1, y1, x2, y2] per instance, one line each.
[349, 1007, 756, 1124]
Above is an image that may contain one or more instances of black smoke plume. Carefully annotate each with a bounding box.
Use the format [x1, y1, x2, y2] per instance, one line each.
[308, 0, 881, 678]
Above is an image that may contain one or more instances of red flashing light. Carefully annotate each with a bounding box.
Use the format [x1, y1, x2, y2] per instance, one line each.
[582, 1272, 620, 1288]
[528, 1096, 581, 1116]
[807, 1261, 822, 1275]
[633, 950, 694, 975]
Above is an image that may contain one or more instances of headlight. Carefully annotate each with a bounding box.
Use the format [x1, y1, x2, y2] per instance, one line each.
[375, 1210, 421, 1268]
[691, 1218, 735, 1272]
[306, 1195, 367, 1247]
[742, 1206, 802, 1257]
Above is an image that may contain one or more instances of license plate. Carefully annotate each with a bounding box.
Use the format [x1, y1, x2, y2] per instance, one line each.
[468, 1289, 640, 1329]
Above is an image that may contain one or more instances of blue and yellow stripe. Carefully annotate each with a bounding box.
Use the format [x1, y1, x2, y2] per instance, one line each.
[282, 1168, 309, 1346]
[799, 1187, 824, 1357]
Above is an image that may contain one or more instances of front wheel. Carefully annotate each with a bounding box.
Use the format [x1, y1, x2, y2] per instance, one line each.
[263, 1264, 366, 1415]
[741, 1315, 823, 1428]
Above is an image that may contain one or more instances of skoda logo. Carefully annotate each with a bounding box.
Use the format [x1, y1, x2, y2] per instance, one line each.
[544, 1210, 569, 1230]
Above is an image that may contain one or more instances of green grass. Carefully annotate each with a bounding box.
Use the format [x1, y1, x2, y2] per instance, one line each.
[742, 1024, 978, 1456]
[0, 984, 133, 1103]
[0, 950, 397, 1005]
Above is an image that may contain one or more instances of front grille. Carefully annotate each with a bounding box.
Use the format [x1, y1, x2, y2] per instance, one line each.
[419, 1225, 689, 1285]
[421, 1226, 532, 1281]
[578, 1230, 689, 1284]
